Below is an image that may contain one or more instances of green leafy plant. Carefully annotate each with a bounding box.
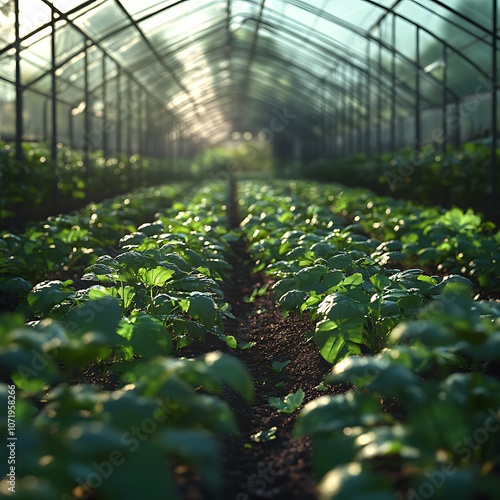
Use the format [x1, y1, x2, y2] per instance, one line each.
[268, 388, 304, 413]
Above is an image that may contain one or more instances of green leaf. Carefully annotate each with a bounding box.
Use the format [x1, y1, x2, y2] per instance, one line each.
[0, 277, 32, 297]
[27, 280, 73, 315]
[369, 274, 391, 291]
[314, 321, 362, 365]
[311, 242, 336, 258]
[158, 429, 220, 496]
[137, 221, 165, 236]
[341, 273, 364, 287]
[268, 388, 304, 413]
[225, 335, 237, 348]
[183, 248, 204, 267]
[119, 231, 148, 247]
[0, 312, 26, 339]
[65, 297, 122, 344]
[271, 278, 297, 299]
[139, 266, 175, 287]
[170, 316, 206, 343]
[326, 355, 420, 397]
[327, 253, 354, 270]
[278, 289, 307, 312]
[162, 253, 193, 272]
[294, 392, 383, 436]
[317, 294, 365, 325]
[64, 420, 127, 456]
[319, 463, 394, 500]
[10, 320, 69, 352]
[201, 351, 254, 402]
[118, 313, 171, 359]
[116, 250, 156, 270]
[270, 360, 291, 372]
[101, 442, 179, 500]
[297, 265, 327, 288]
[237, 341, 256, 350]
[187, 292, 218, 328]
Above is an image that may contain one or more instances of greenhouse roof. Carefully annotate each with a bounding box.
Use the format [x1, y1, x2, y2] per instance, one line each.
[0, 0, 497, 147]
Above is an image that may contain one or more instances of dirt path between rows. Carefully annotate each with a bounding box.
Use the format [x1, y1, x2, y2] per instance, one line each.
[215, 240, 334, 500]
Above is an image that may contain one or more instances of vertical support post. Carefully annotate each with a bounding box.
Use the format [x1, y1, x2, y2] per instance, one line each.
[355, 65, 362, 152]
[162, 112, 167, 161]
[491, 0, 498, 212]
[127, 79, 134, 188]
[327, 71, 332, 158]
[377, 35, 382, 159]
[165, 114, 170, 167]
[342, 64, 348, 158]
[366, 40, 371, 154]
[116, 67, 122, 155]
[455, 99, 461, 148]
[51, 7, 58, 204]
[43, 99, 48, 142]
[415, 27, 422, 150]
[344, 66, 354, 156]
[321, 82, 326, 158]
[391, 14, 397, 153]
[102, 54, 108, 160]
[333, 79, 339, 160]
[84, 43, 91, 200]
[350, 68, 356, 155]
[14, 0, 23, 161]
[138, 91, 144, 157]
[442, 45, 448, 152]
[68, 108, 74, 148]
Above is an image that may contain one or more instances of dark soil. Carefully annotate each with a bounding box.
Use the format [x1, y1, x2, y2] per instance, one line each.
[219, 240, 335, 500]
[176, 239, 336, 499]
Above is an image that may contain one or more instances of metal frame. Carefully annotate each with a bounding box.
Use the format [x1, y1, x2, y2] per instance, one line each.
[1, 0, 498, 208]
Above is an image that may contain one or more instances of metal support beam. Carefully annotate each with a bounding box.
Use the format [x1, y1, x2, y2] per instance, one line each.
[84, 43, 91, 200]
[366, 40, 372, 154]
[377, 35, 383, 158]
[357, 68, 363, 152]
[102, 54, 108, 160]
[138, 91, 144, 157]
[14, 0, 23, 161]
[442, 45, 448, 152]
[391, 14, 397, 153]
[51, 8, 58, 205]
[116, 67, 122, 154]
[127, 77, 133, 189]
[415, 27, 422, 150]
[492, 0, 498, 212]
[342, 65, 348, 158]
[68, 108, 74, 148]
[237, 0, 267, 123]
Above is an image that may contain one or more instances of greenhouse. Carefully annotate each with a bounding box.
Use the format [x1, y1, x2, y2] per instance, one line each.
[1, 1, 500, 499]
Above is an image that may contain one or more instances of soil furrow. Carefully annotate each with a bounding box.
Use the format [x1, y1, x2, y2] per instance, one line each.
[218, 240, 332, 500]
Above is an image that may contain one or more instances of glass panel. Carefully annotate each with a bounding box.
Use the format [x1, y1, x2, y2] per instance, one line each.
[0, 80, 16, 139]
[53, 0, 98, 14]
[0, 2, 15, 46]
[55, 22, 86, 66]
[71, 1, 131, 39]
[0, 48, 16, 83]
[19, 0, 51, 39]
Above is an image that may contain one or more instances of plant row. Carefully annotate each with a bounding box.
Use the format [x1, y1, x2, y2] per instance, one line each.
[0, 141, 199, 225]
[237, 180, 500, 499]
[284, 180, 500, 293]
[305, 141, 499, 212]
[0, 182, 195, 293]
[0, 181, 252, 500]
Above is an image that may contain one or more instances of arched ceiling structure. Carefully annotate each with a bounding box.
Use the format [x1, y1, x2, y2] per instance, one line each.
[0, 0, 497, 151]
